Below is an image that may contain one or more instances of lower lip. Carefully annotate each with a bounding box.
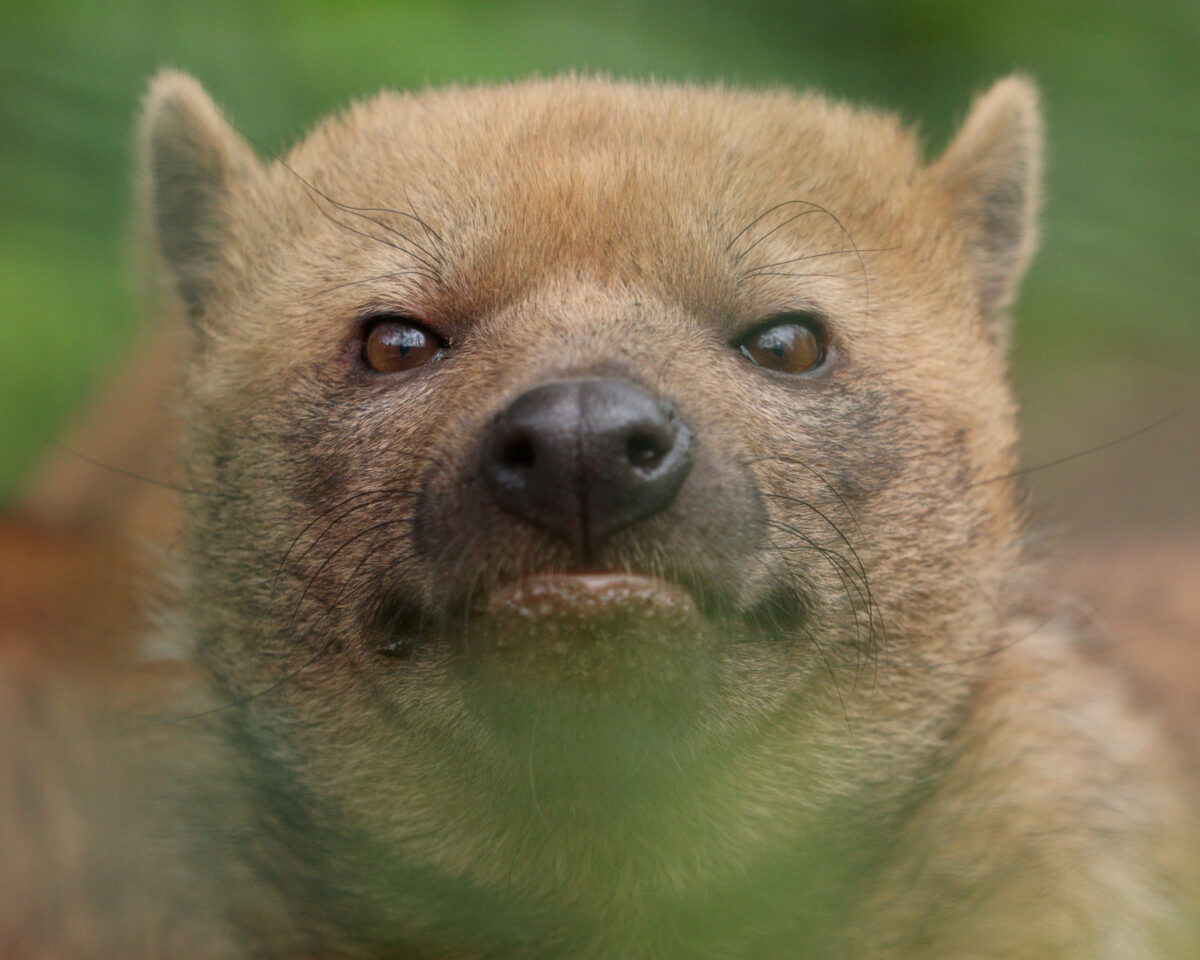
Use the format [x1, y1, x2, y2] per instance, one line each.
[478, 572, 700, 624]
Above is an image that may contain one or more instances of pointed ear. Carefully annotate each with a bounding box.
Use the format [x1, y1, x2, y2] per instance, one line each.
[932, 76, 1043, 341]
[138, 70, 262, 322]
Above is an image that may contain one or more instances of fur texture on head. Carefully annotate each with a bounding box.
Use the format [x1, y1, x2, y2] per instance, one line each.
[131, 72, 1197, 958]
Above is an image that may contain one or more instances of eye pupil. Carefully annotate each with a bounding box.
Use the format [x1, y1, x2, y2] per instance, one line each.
[738, 315, 826, 374]
[363, 316, 442, 373]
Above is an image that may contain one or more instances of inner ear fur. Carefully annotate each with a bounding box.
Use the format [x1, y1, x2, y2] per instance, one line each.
[933, 76, 1043, 341]
[138, 70, 261, 324]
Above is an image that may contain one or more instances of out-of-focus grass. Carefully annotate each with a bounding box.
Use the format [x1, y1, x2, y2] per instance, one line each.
[2, 0, 1197, 503]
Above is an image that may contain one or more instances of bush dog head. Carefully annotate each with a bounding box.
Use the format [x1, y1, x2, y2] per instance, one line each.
[142, 73, 1044, 950]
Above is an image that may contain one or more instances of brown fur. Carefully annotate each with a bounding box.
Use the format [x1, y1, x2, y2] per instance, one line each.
[2, 72, 1197, 958]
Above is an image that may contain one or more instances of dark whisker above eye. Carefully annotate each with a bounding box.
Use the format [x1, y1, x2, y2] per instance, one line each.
[309, 203, 444, 279]
[317, 200, 446, 272]
[738, 249, 898, 285]
[741, 249, 857, 276]
[736, 272, 850, 283]
[725, 199, 820, 254]
[317, 199, 445, 253]
[726, 199, 889, 318]
[272, 154, 447, 282]
[733, 208, 824, 261]
[305, 269, 443, 300]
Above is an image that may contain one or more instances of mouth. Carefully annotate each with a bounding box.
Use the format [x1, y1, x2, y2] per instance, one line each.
[373, 567, 804, 689]
[366, 567, 811, 768]
[371, 571, 720, 708]
[459, 571, 712, 695]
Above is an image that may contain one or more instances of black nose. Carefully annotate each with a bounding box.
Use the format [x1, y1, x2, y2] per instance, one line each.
[480, 378, 693, 560]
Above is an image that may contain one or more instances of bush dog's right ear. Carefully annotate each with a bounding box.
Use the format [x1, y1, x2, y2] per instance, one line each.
[139, 70, 262, 325]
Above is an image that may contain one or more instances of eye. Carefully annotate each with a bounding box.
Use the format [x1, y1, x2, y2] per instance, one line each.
[362, 315, 444, 373]
[737, 315, 827, 374]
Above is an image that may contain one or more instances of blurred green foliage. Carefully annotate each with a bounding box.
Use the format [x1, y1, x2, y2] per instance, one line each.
[1, 0, 1197, 495]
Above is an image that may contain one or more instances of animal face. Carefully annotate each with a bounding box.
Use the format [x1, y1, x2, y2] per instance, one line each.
[143, 74, 1039, 939]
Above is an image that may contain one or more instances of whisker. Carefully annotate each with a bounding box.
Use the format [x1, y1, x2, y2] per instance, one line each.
[968, 409, 1185, 488]
[763, 493, 878, 640]
[733, 208, 825, 262]
[51, 441, 233, 501]
[305, 269, 443, 300]
[742, 248, 858, 276]
[283, 519, 411, 637]
[725, 199, 817, 254]
[272, 154, 445, 278]
[746, 455, 867, 541]
[764, 518, 872, 654]
[735, 272, 849, 285]
[729, 199, 878, 317]
[403, 184, 447, 249]
[318, 199, 447, 264]
[127, 538, 416, 731]
[268, 488, 411, 605]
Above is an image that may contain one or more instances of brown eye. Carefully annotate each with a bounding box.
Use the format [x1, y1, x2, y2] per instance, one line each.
[738, 316, 826, 374]
[363, 316, 443, 373]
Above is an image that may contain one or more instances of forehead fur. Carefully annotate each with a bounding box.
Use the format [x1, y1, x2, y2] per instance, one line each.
[292, 77, 922, 183]
[288, 78, 923, 224]
[271, 78, 926, 315]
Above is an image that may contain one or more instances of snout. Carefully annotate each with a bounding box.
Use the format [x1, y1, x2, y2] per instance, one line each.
[480, 378, 693, 562]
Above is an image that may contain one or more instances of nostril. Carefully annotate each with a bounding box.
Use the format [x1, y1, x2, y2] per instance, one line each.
[499, 434, 536, 470]
[626, 429, 667, 469]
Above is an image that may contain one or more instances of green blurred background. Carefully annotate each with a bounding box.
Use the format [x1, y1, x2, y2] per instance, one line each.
[2, 0, 1197, 535]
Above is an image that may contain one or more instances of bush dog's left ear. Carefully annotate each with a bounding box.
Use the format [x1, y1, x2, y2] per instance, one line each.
[933, 76, 1043, 344]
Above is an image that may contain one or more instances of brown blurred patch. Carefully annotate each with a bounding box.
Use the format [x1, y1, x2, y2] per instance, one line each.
[14, 323, 183, 539]
[1060, 529, 1200, 767]
[0, 326, 181, 666]
[0, 520, 147, 662]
